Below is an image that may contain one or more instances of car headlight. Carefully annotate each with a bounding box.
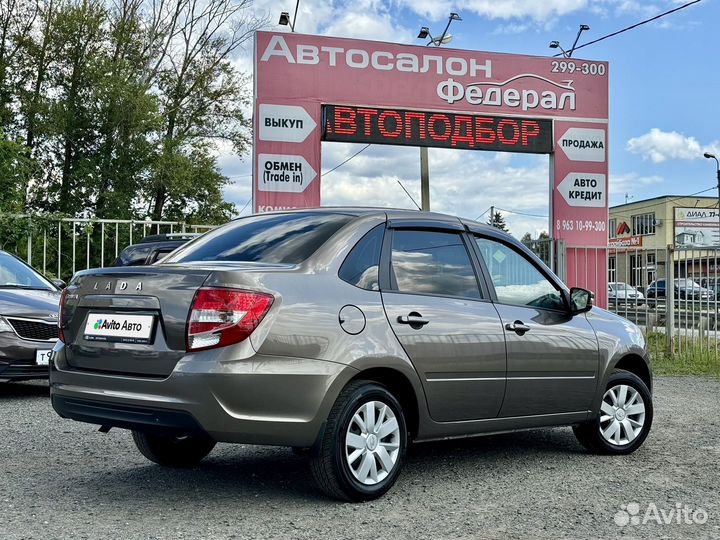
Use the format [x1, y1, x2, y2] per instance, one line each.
[0, 316, 13, 333]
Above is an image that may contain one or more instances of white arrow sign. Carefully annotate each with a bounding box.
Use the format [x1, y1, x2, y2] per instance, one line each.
[259, 104, 316, 143]
[557, 172, 606, 208]
[558, 127, 606, 162]
[258, 154, 317, 193]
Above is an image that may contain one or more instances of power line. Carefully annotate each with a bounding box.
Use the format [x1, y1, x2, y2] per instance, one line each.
[496, 207, 549, 219]
[475, 206, 493, 220]
[237, 198, 252, 215]
[321, 144, 372, 177]
[554, 0, 703, 57]
[610, 187, 716, 221]
[396, 180, 422, 210]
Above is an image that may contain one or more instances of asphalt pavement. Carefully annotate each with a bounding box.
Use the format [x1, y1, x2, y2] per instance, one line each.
[0, 377, 718, 540]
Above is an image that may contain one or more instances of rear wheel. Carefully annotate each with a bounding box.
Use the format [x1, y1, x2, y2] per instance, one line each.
[132, 431, 216, 467]
[310, 380, 407, 501]
[573, 369, 653, 454]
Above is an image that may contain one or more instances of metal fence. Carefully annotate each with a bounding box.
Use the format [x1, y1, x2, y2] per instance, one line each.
[524, 238, 720, 365]
[2, 215, 718, 365]
[607, 245, 720, 358]
[0, 215, 215, 281]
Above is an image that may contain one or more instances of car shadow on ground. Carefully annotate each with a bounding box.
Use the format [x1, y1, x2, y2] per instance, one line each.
[72, 427, 588, 505]
[0, 381, 49, 399]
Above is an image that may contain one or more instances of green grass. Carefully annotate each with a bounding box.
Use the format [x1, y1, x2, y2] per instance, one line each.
[645, 332, 720, 378]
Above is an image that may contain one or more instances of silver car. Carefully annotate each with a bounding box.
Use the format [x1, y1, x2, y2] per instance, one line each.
[608, 282, 645, 302]
[50, 209, 653, 501]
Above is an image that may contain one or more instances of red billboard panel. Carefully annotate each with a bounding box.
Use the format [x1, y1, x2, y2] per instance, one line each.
[322, 105, 553, 153]
[253, 31, 609, 302]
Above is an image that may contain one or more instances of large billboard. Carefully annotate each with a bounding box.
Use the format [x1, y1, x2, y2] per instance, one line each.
[674, 207, 720, 247]
[253, 31, 609, 302]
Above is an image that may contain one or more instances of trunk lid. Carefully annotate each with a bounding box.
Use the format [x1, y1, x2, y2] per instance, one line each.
[62, 266, 213, 377]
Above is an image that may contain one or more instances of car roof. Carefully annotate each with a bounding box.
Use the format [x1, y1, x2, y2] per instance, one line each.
[248, 206, 500, 234]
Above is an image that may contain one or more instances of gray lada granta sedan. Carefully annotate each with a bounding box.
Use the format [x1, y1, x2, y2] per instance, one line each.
[50, 209, 653, 501]
[1, 251, 62, 382]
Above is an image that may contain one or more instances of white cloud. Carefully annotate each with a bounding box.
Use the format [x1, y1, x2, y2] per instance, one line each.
[609, 172, 664, 195]
[317, 143, 551, 237]
[607, 171, 664, 206]
[626, 128, 718, 163]
[400, 0, 589, 21]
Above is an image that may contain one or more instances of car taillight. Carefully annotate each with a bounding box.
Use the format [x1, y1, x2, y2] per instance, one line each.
[186, 288, 274, 352]
[58, 288, 68, 342]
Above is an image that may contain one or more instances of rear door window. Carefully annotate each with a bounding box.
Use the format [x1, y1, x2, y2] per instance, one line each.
[389, 230, 481, 299]
[164, 212, 354, 264]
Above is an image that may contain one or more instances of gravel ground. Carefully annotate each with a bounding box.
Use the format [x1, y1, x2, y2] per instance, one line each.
[0, 377, 718, 540]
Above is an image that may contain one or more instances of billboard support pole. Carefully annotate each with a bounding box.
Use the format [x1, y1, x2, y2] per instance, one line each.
[420, 147, 430, 211]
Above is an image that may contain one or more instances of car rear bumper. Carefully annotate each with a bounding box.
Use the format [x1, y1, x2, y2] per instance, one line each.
[51, 395, 205, 433]
[49, 343, 358, 447]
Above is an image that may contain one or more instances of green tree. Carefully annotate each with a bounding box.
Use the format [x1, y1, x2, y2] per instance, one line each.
[488, 211, 510, 232]
[146, 0, 260, 220]
[1, 0, 265, 223]
[0, 0, 38, 132]
[93, 0, 160, 219]
[0, 131, 31, 211]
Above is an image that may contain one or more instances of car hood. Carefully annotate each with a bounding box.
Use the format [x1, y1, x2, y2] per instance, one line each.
[614, 290, 643, 297]
[0, 289, 61, 321]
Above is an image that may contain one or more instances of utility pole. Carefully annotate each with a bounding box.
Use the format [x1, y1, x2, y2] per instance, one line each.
[416, 13, 462, 212]
[420, 147, 430, 211]
[703, 152, 720, 244]
[490, 205, 494, 226]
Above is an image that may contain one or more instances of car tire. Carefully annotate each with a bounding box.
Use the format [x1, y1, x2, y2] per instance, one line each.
[310, 380, 407, 502]
[573, 369, 653, 455]
[132, 430, 216, 467]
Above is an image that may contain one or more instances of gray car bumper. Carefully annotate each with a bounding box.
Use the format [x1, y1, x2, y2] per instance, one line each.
[49, 342, 358, 447]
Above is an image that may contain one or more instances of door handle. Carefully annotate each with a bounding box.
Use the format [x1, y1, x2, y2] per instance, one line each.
[505, 320, 530, 335]
[397, 313, 429, 326]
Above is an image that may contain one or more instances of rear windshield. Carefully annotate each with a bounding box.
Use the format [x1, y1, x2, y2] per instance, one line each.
[163, 212, 355, 264]
[115, 244, 152, 266]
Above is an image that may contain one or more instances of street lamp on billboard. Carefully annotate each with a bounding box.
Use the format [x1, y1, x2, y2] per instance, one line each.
[278, 1, 300, 32]
[416, 12, 462, 211]
[549, 40, 570, 58]
[570, 24, 590, 56]
[549, 24, 590, 58]
[704, 152, 720, 244]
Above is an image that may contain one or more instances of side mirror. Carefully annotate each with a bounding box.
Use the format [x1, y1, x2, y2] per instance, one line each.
[51, 278, 67, 290]
[569, 287, 593, 314]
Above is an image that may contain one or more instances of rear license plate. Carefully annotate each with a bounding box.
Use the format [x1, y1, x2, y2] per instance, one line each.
[36, 350, 52, 365]
[83, 313, 155, 344]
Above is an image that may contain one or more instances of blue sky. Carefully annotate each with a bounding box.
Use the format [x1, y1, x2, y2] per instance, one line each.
[222, 0, 719, 237]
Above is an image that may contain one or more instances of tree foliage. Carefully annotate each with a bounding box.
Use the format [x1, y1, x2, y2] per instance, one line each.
[0, 0, 264, 222]
[487, 210, 510, 232]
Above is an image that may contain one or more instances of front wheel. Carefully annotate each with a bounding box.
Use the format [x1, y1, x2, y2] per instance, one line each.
[132, 430, 216, 467]
[573, 369, 653, 454]
[310, 380, 407, 501]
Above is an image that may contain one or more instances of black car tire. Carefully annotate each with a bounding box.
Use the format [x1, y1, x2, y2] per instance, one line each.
[573, 369, 653, 455]
[132, 430, 216, 467]
[310, 380, 407, 502]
